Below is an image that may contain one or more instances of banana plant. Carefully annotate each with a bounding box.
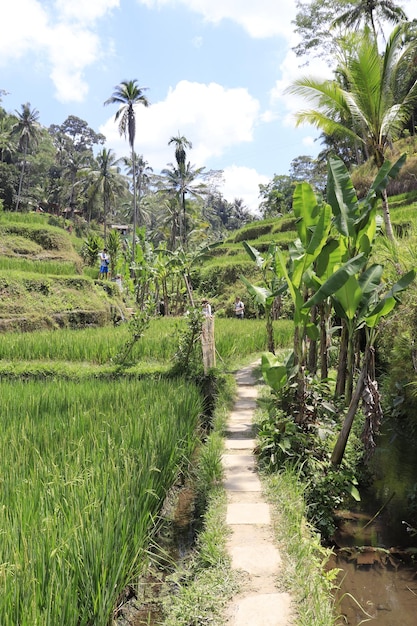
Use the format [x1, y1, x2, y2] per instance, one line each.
[240, 242, 284, 354]
[316, 155, 405, 399]
[330, 268, 415, 465]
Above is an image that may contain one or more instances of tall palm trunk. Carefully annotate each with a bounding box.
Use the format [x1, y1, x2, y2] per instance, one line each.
[15, 146, 27, 211]
[131, 148, 137, 267]
[137, 167, 143, 228]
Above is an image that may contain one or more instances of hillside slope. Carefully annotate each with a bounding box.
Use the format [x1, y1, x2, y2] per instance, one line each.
[0, 213, 128, 332]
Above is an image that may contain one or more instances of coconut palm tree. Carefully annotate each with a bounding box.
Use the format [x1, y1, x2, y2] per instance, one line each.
[122, 153, 153, 226]
[169, 134, 192, 173]
[104, 80, 149, 262]
[81, 148, 128, 240]
[12, 103, 41, 211]
[286, 24, 417, 241]
[332, 0, 408, 40]
[164, 134, 206, 247]
[160, 160, 207, 248]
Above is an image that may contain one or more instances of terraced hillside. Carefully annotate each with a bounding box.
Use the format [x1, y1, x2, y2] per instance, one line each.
[0, 212, 128, 332]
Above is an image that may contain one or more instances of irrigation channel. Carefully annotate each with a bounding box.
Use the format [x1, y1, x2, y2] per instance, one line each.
[114, 479, 198, 625]
[330, 415, 417, 624]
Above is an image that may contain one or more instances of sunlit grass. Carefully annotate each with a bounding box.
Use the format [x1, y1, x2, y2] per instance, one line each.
[0, 316, 293, 367]
[264, 469, 337, 626]
[0, 257, 79, 275]
[0, 377, 203, 625]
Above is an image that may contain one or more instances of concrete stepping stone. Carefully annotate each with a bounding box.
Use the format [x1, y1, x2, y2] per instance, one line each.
[222, 362, 294, 625]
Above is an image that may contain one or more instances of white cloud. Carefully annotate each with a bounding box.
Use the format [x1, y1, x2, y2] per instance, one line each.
[222, 165, 269, 213]
[0, 0, 49, 62]
[302, 136, 316, 147]
[0, 0, 116, 102]
[101, 80, 260, 169]
[137, 0, 297, 39]
[55, 0, 120, 23]
[47, 24, 102, 101]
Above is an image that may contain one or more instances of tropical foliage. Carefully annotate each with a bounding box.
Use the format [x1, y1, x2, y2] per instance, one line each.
[287, 23, 417, 240]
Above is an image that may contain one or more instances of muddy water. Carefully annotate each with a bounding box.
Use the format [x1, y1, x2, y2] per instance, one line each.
[330, 417, 417, 624]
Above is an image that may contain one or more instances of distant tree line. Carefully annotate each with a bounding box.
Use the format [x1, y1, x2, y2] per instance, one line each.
[0, 92, 253, 250]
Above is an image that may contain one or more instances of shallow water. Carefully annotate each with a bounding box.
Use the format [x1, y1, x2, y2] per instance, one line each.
[331, 417, 417, 624]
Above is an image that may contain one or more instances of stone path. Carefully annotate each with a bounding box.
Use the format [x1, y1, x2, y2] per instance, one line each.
[223, 364, 294, 626]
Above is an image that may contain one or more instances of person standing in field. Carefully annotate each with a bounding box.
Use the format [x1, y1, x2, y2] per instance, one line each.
[99, 248, 110, 279]
[234, 296, 244, 319]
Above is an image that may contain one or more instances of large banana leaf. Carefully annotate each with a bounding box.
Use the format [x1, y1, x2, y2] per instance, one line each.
[365, 269, 416, 328]
[240, 274, 272, 306]
[293, 182, 320, 246]
[327, 156, 359, 238]
[335, 275, 363, 321]
[261, 351, 297, 393]
[302, 254, 366, 310]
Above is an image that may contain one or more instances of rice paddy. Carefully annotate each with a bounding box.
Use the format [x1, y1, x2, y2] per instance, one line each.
[0, 315, 293, 624]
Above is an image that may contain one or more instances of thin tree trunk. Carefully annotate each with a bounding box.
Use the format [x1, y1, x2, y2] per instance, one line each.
[308, 305, 317, 375]
[294, 325, 306, 424]
[184, 273, 194, 307]
[336, 321, 348, 399]
[137, 168, 143, 227]
[381, 188, 395, 242]
[320, 301, 329, 380]
[346, 331, 355, 405]
[266, 308, 275, 354]
[331, 345, 370, 465]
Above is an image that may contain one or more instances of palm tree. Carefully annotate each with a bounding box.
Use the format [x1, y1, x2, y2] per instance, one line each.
[62, 149, 92, 214]
[12, 103, 41, 211]
[122, 153, 153, 226]
[160, 160, 207, 248]
[104, 80, 149, 262]
[164, 134, 206, 247]
[81, 148, 128, 240]
[286, 24, 417, 241]
[169, 133, 192, 173]
[332, 0, 408, 40]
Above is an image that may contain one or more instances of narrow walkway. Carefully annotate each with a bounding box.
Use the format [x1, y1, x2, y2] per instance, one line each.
[223, 363, 293, 626]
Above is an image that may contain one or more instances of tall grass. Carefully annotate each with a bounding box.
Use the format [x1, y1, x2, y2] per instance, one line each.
[0, 212, 50, 225]
[264, 469, 336, 626]
[0, 377, 203, 625]
[215, 318, 293, 362]
[0, 257, 79, 275]
[0, 319, 182, 363]
[0, 317, 293, 365]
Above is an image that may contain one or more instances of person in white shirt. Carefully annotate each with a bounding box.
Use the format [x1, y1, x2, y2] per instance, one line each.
[99, 248, 110, 279]
[234, 296, 244, 319]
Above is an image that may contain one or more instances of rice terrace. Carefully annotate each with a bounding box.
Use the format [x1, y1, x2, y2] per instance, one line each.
[0, 206, 296, 624]
[4, 14, 417, 620]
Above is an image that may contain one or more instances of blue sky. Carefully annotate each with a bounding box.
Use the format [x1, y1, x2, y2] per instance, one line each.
[1, 0, 416, 212]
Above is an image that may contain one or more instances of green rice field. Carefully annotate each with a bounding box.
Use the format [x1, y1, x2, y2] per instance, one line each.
[0, 377, 202, 625]
[0, 316, 293, 623]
